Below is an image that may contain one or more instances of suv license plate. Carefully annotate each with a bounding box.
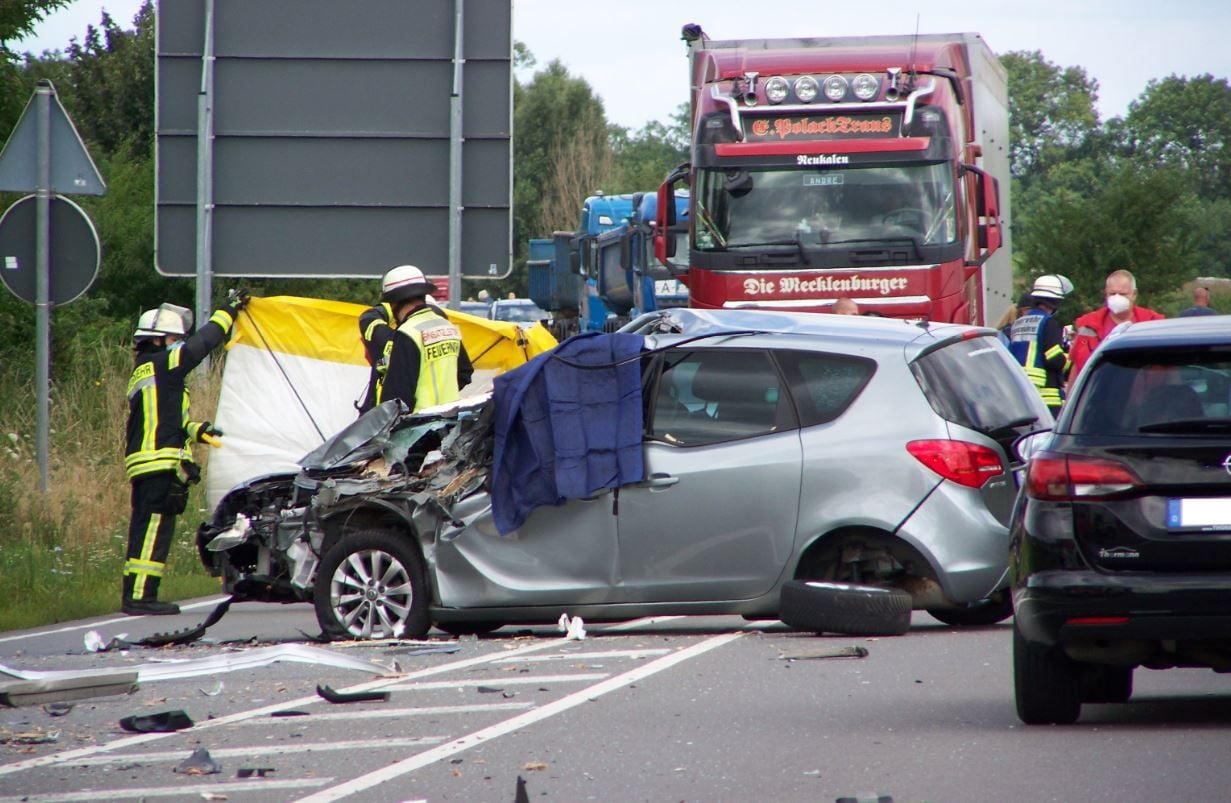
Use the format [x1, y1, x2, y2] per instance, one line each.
[1167, 498, 1231, 530]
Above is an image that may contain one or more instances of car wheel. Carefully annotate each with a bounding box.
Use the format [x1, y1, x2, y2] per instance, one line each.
[926, 592, 1013, 627]
[779, 580, 912, 636]
[1081, 665, 1134, 704]
[313, 528, 429, 640]
[435, 621, 505, 637]
[1013, 623, 1081, 724]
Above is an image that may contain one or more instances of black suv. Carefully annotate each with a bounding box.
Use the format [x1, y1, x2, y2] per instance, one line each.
[1010, 316, 1231, 724]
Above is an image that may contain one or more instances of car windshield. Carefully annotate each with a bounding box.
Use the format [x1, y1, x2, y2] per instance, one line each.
[1069, 350, 1231, 435]
[494, 302, 545, 323]
[912, 336, 1051, 434]
[694, 162, 957, 251]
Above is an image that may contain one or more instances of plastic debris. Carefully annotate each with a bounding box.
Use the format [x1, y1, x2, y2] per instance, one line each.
[200, 793, 229, 801]
[0, 670, 138, 708]
[316, 684, 390, 704]
[236, 767, 276, 778]
[42, 702, 73, 717]
[119, 709, 194, 733]
[779, 645, 869, 661]
[384, 644, 462, 657]
[557, 613, 586, 640]
[174, 747, 221, 775]
[476, 686, 503, 694]
[199, 680, 224, 696]
[0, 727, 60, 744]
[523, 761, 548, 771]
[269, 710, 310, 717]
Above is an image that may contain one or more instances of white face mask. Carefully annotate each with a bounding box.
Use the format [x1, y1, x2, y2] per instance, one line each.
[1106, 293, 1132, 315]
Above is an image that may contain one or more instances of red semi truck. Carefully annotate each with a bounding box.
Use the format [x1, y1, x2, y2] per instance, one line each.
[655, 26, 1012, 324]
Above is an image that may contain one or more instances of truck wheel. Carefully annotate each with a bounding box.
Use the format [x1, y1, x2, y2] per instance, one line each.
[779, 580, 912, 636]
[926, 592, 1013, 627]
[1013, 622, 1081, 724]
[314, 528, 429, 640]
[1081, 665, 1133, 704]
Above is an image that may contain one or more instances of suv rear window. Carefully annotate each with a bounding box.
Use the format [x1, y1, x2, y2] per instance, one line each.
[912, 335, 1050, 432]
[1069, 349, 1231, 435]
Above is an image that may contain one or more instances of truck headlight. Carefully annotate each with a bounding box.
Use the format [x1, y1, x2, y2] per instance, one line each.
[823, 75, 848, 102]
[765, 76, 790, 104]
[794, 76, 819, 103]
[852, 73, 879, 100]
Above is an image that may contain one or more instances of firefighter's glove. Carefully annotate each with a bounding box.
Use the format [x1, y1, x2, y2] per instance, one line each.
[224, 288, 250, 318]
[180, 461, 202, 485]
[197, 422, 224, 448]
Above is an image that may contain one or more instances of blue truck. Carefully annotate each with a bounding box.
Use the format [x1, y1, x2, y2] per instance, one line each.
[529, 190, 689, 340]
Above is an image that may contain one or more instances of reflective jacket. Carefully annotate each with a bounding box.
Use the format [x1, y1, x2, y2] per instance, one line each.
[359, 303, 472, 413]
[124, 309, 234, 479]
[1008, 307, 1069, 410]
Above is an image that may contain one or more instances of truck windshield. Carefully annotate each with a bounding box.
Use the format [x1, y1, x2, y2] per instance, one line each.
[694, 163, 956, 251]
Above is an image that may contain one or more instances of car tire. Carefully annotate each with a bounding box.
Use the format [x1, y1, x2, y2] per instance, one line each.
[1081, 665, 1134, 704]
[926, 593, 1013, 627]
[779, 580, 912, 636]
[313, 528, 429, 640]
[1013, 623, 1081, 724]
[435, 621, 505, 637]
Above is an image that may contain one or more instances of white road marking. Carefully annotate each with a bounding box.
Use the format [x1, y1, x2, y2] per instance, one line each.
[295, 631, 747, 802]
[0, 637, 568, 777]
[234, 701, 532, 723]
[383, 672, 609, 691]
[0, 597, 230, 643]
[491, 648, 671, 663]
[0, 777, 332, 802]
[60, 737, 448, 767]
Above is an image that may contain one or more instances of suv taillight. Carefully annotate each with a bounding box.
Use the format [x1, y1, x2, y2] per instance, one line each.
[906, 440, 1004, 489]
[1025, 453, 1144, 501]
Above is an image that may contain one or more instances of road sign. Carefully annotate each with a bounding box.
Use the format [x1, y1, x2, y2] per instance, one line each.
[155, 0, 513, 279]
[0, 195, 101, 305]
[0, 85, 105, 195]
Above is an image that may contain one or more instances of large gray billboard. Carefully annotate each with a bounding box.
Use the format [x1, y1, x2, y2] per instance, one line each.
[156, 0, 511, 279]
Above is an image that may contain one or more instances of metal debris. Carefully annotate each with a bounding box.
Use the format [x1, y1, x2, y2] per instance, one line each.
[175, 747, 221, 775]
[119, 709, 194, 733]
[316, 684, 389, 704]
[0, 670, 138, 708]
[779, 645, 869, 661]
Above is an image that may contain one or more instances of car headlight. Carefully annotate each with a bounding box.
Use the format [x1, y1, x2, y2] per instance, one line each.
[852, 73, 879, 100]
[765, 76, 790, 104]
[794, 75, 819, 103]
[823, 75, 848, 102]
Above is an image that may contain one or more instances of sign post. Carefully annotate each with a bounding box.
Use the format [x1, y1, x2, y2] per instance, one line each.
[0, 80, 106, 493]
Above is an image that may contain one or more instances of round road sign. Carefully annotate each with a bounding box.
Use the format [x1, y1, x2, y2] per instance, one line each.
[0, 193, 101, 305]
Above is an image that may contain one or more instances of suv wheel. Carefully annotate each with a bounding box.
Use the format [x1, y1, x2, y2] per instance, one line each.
[314, 528, 429, 640]
[1013, 623, 1081, 724]
[927, 592, 1013, 627]
[1081, 665, 1134, 704]
[779, 580, 912, 636]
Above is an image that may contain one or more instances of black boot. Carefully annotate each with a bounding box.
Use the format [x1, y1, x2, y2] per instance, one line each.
[121, 575, 180, 616]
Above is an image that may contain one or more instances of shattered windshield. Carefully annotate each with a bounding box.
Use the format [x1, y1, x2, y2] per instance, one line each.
[694, 162, 957, 251]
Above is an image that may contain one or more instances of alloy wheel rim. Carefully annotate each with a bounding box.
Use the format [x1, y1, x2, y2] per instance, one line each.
[329, 548, 414, 638]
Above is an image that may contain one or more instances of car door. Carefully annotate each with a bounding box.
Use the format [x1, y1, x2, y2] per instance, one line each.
[612, 348, 802, 602]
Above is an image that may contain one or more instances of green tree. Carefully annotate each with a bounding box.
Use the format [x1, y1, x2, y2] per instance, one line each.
[0, 0, 71, 135]
[1122, 74, 1231, 201]
[1000, 50, 1100, 181]
[609, 103, 689, 192]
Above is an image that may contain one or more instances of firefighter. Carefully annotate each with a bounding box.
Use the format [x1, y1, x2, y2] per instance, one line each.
[358, 265, 472, 413]
[1008, 274, 1073, 416]
[121, 293, 246, 615]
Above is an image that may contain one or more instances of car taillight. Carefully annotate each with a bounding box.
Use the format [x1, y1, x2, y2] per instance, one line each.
[906, 440, 1004, 489]
[1025, 453, 1143, 501]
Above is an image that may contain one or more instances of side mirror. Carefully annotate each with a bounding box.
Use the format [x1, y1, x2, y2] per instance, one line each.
[963, 163, 1002, 264]
[1012, 429, 1053, 464]
[654, 163, 691, 272]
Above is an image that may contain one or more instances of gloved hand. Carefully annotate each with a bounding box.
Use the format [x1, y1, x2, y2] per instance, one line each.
[224, 288, 250, 317]
[196, 422, 224, 447]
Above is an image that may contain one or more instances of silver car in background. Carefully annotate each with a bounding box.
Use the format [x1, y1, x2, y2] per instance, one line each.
[199, 309, 1051, 639]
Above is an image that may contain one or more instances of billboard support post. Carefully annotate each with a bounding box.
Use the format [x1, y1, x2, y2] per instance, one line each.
[194, 0, 216, 340]
[447, 0, 465, 308]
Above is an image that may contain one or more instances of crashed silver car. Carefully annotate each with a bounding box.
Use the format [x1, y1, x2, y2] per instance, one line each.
[198, 309, 1051, 640]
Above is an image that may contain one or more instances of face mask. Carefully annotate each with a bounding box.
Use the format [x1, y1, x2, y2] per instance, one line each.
[1106, 293, 1132, 315]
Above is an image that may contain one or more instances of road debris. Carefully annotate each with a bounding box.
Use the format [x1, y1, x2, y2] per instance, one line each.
[557, 613, 586, 641]
[42, 702, 74, 716]
[236, 767, 276, 778]
[120, 709, 194, 732]
[199, 680, 224, 696]
[0, 726, 60, 744]
[0, 670, 138, 707]
[174, 747, 221, 775]
[316, 684, 390, 704]
[779, 645, 869, 661]
[84, 597, 236, 652]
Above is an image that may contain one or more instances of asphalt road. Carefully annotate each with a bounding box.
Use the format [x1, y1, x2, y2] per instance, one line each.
[2, 601, 1231, 802]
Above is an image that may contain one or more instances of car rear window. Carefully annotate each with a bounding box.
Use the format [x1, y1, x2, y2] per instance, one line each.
[911, 335, 1050, 432]
[1069, 349, 1231, 435]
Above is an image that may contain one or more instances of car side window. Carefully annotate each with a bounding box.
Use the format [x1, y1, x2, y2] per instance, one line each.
[775, 350, 875, 427]
[647, 350, 787, 446]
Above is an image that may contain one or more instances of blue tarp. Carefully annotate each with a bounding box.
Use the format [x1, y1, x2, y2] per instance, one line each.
[490, 332, 645, 535]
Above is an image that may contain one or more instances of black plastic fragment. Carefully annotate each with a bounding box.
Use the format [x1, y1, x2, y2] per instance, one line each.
[269, 709, 310, 717]
[237, 766, 276, 778]
[136, 596, 235, 648]
[316, 684, 389, 704]
[174, 747, 220, 775]
[119, 709, 194, 732]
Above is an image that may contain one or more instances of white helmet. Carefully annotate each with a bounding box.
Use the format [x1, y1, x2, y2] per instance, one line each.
[133, 303, 192, 340]
[1031, 274, 1074, 301]
[380, 264, 436, 303]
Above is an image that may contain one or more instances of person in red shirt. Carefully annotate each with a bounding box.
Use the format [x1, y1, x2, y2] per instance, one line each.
[1067, 268, 1165, 389]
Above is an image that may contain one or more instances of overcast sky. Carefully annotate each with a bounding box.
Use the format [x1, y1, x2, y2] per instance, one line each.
[16, 0, 1231, 129]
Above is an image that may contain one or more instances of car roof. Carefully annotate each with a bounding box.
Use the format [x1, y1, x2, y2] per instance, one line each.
[637, 308, 992, 356]
[1097, 316, 1231, 352]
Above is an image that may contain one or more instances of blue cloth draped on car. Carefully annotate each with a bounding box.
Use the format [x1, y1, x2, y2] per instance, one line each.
[491, 332, 645, 535]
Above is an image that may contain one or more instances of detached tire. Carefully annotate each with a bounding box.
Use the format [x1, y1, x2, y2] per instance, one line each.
[314, 528, 429, 640]
[779, 580, 912, 636]
[1013, 623, 1081, 724]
